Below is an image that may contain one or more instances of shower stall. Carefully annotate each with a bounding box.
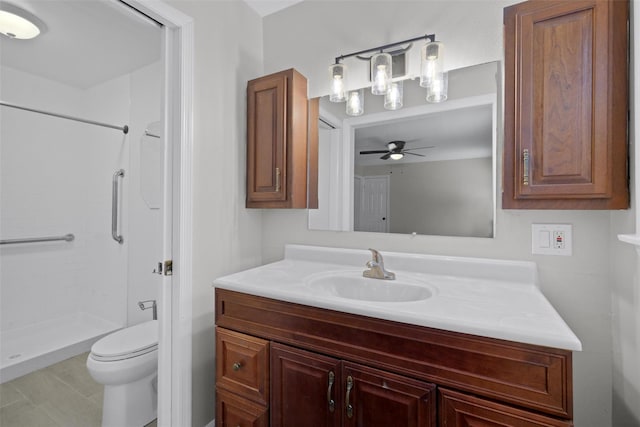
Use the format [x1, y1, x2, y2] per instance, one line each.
[0, 0, 163, 382]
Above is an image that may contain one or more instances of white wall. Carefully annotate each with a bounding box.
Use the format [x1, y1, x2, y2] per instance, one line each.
[261, 2, 629, 426]
[359, 157, 493, 237]
[0, 66, 128, 329]
[0, 60, 162, 329]
[126, 61, 163, 325]
[610, 1, 640, 426]
[165, 2, 264, 426]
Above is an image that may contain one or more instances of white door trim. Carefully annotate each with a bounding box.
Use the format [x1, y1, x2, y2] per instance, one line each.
[119, 2, 194, 426]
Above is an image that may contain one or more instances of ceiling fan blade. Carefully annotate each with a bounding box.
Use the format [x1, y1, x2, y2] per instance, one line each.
[380, 153, 391, 160]
[405, 152, 426, 157]
[403, 146, 435, 152]
[359, 150, 389, 155]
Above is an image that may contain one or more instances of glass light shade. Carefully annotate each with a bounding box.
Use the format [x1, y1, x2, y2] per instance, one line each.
[370, 52, 392, 95]
[0, 9, 40, 39]
[329, 63, 347, 102]
[384, 81, 403, 110]
[390, 153, 404, 160]
[426, 72, 448, 103]
[346, 89, 364, 116]
[420, 41, 444, 88]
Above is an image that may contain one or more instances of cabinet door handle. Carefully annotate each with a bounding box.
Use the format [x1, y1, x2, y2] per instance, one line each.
[327, 371, 335, 412]
[522, 149, 530, 186]
[275, 167, 281, 192]
[345, 375, 353, 418]
[232, 361, 242, 371]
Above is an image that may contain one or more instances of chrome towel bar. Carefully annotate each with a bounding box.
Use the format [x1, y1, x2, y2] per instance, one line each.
[0, 233, 75, 245]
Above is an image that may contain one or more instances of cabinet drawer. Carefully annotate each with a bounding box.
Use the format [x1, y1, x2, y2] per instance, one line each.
[216, 388, 268, 427]
[216, 327, 270, 406]
[439, 388, 572, 427]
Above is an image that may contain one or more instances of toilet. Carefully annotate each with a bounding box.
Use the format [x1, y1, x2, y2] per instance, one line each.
[87, 320, 158, 427]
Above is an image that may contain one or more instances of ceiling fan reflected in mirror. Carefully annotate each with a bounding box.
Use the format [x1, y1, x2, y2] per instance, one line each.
[359, 140, 434, 160]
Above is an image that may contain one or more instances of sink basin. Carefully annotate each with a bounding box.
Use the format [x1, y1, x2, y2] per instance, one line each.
[307, 272, 433, 302]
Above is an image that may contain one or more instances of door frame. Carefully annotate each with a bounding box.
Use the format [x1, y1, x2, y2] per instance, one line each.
[120, 1, 194, 426]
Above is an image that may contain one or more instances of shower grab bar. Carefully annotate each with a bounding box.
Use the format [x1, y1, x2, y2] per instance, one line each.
[0, 233, 75, 245]
[0, 100, 129, 134]
[112, 169, 125, 244]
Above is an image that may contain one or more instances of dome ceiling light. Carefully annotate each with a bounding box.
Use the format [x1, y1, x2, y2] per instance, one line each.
[0, 3, 45, 40]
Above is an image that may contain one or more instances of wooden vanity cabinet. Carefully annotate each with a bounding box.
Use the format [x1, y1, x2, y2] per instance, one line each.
[246, 68, 310, 209]
[271, 342, 436, 427]
[215, 289, 574, 427]
[503, 0, 629, 209]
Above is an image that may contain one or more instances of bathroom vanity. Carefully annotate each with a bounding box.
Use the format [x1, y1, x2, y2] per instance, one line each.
[213, 245, 581, 427]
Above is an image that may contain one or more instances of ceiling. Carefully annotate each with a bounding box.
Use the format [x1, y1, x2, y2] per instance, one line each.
[0, 0, 161, 89]
[243, 0, 304, 17]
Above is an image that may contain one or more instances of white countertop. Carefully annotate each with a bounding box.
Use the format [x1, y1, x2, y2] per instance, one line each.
[213, 245, 582, 351]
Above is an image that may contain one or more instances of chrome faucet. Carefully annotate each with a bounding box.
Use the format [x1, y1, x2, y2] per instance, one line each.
[363, 248, 396, 280]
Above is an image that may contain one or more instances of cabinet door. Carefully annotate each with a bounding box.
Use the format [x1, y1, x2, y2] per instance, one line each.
[503, 0, 628, 209]
[342, 362, 436, 427]
[216, 388, 268, 427]
[247, 72, 287, 205]
[271, 343, 342, 427]
[439, 388, 572, 427]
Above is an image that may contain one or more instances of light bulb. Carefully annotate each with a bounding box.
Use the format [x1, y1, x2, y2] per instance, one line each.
[329, 63, 347, 102]
[384, 81, 403, 110]
[390, 153, 404, 160]
[370, 53, 392, 95]
[346, 89, 364, 116]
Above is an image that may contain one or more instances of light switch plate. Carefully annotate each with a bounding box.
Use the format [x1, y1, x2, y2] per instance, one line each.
[532, 224, 572, 256]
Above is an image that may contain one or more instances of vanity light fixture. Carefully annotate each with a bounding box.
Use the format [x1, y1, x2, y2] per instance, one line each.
[329, 33, 446, 115]
[0, 3, 45, 40]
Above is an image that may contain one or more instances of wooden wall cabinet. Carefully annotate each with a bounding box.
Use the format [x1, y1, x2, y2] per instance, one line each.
[215, 289, 575, 427]
[246, 69, 316, 209]
[503, 0, 629, 209]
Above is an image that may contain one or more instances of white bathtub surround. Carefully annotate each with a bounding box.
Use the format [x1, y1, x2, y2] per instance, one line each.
[0, 312, 120, 383]
[214, 244, 581, 351]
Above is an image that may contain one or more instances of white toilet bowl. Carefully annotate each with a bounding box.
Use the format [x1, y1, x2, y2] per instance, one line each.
[87, 320, 158, 427]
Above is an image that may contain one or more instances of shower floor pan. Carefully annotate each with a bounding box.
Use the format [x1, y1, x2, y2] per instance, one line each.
[0, 312, 121, 383]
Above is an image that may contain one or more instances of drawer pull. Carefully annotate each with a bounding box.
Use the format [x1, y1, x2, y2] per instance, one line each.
[345, 375, 354, 418]
[232, 361, 242, 371]
[523, 149, 530, 186]
[327, 371, 335, 412]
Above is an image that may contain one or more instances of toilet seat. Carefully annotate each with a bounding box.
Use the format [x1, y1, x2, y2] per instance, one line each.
[91, 320, 158, 362]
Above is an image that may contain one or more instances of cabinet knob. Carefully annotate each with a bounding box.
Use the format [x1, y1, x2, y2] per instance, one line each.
[232, 361, 242, 371]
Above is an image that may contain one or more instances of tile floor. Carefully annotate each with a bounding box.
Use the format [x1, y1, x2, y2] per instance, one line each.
[0, 352, 157, 427]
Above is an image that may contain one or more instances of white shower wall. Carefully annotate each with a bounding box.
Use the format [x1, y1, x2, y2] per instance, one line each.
[0, 60, 161, 377]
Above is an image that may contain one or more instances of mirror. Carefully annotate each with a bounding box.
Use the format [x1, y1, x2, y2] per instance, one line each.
[309, 61, 498, 238]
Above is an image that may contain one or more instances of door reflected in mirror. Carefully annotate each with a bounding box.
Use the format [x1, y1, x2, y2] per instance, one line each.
[309, 61, 498, 238]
